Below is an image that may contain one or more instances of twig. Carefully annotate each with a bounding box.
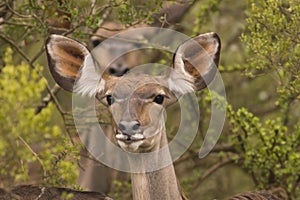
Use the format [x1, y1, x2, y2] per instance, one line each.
[30, 47, 45, 67]
[45, 83, 66, 115]
[176, 143, 236, 165]
[35, 84, 61, 114]
[291, 175, 300, 196]
[191, 157, 235, 189]
[18, 136, 47, 178]
[2, 21, 35, 27]
[89, 0, 97, 16]
[5, 0, 32, 19]
[210, 144, 236, 153]
[0, 33, 31, 64]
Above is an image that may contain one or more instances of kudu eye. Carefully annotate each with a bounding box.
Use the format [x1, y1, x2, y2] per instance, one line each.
[154, 95, 164, 104]
[106, 95, 114, 106]
[92, 39, 101, 47]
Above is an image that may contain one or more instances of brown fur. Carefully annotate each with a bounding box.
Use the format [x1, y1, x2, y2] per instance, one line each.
[228, 191, 280, 200]
[46, 32, 221, 200]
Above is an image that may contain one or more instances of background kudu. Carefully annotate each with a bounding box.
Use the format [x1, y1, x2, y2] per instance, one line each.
[0, 185, 280, 200]
[77, 1, 195, 194]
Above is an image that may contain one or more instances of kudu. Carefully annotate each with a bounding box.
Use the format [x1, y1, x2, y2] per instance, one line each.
[78, 0, 194, 192]
[78, 1, 201, 190]
[77, 22, 176, 193]
[228, 191, 281, 200]
[45, 30, 220, 200]
[0, 186, 280, 200]
[90, 22, 147, 77]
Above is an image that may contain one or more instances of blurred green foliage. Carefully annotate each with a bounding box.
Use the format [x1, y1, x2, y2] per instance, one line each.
[0, 0, 299, 199]
[228, 106, 300, 198]
[117, 0, 163, 25]
[226, 0, 300, 198]
[241, 0, 300, 120]
[0, 48, 78, 187]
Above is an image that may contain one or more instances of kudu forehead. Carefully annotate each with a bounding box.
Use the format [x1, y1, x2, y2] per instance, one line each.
[107, 74, 167, 98]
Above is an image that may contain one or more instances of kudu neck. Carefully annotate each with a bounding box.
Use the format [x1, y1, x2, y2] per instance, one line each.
[129, 128, 184, 200]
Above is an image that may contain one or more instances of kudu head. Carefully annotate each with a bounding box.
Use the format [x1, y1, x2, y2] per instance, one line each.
[46, 32, 221, 153]
[90, 22, 147, 77]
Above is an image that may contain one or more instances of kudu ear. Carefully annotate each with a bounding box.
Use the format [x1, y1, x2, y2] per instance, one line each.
[46, 35, 105, 96]
[169, 32, 221, 95]
[46, 34, 89, 91]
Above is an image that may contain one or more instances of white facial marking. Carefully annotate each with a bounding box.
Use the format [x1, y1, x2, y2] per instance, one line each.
[74, 54, 105, 97]
[118, 140, 144, 152]
[131, 133, 145, 140]
[168, 71, 194, 95]
[116, 133, 145, 141]
[169, 51, 195, 95]
[116, 133, 127, 140]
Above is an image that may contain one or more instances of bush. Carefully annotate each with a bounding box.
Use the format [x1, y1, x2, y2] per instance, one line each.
[0, 48, 79, 188]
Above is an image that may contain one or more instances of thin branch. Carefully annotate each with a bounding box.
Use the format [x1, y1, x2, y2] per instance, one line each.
[18, 136, 47, 178]
[89, 0, 97, 16]
[30, 47, 45, 66]
[291, 175, 300, 196]
[35, 84, 61, 114]
[251, 171, 259, 186]
[45, 84, 66, 115]
[191, 157, 235, 189]
[0, 33, 31, 64]
[210, 144, 236, 153]
[1, 21, 35, 27]
[5, 0, 32, 19]
[175, 143, 237, 166]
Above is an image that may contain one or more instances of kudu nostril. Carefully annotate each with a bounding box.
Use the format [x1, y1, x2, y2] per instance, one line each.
[123, 68, 130, 74]
[118, 123, 126, 132]
[108, 67, 130, 76]
[118, 121, 140, 135]
[109, 68, 116, 75]
[132, 122, 140, 131]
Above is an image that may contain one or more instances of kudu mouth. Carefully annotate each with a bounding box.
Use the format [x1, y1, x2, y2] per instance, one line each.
[116, 132, 145, 143]
[115, 129, 146, 143]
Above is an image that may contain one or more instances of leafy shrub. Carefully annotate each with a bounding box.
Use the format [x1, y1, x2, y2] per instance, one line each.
[0, 48, 79, 188]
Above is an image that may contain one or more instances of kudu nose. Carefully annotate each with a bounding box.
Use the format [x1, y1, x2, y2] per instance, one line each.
[108, 63, 129, 77]
[118, 121, 141, 136]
